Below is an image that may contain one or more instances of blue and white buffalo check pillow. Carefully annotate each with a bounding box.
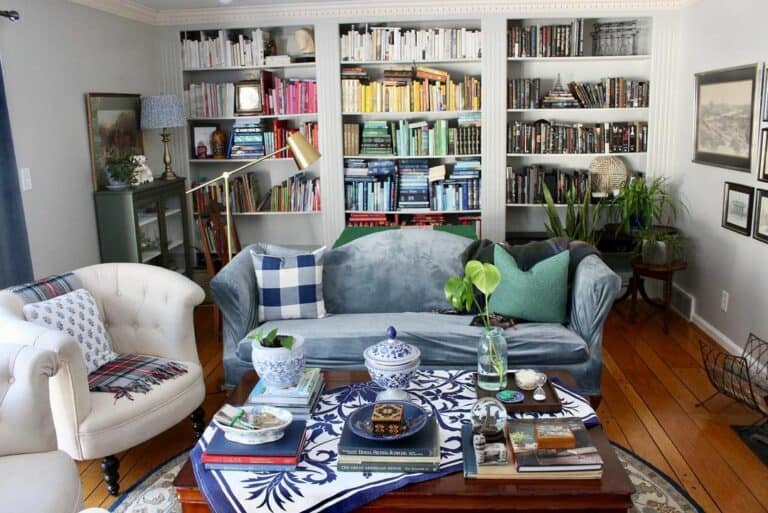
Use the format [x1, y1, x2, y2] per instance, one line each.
[250, 247, 326, 321]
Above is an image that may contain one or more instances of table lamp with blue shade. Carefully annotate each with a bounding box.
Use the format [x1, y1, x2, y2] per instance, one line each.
[141, 94, 186, 180]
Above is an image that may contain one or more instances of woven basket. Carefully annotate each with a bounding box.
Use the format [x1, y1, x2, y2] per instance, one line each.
[589, 156, 628, 196]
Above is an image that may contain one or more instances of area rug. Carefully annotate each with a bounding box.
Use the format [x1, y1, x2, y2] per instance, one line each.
[109, 444, 702, 513]
[732, 424, 768, 467]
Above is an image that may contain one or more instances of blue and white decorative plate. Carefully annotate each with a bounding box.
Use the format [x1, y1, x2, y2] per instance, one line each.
[347, 401, 429, 441]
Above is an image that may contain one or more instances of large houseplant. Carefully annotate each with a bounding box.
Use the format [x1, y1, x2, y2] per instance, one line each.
[542, 184, 603, 245]
[444, 261, 507, 390]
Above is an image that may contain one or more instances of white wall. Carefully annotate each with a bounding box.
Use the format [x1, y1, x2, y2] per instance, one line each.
[0, 0, 161, 277]
[673, 0, 768, 350]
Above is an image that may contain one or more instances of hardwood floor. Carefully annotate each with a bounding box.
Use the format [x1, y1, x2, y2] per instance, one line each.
[81, 303, 768, 512]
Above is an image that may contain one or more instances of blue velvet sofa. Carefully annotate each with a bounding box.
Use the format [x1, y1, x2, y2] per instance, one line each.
[211, 229, 620, 396]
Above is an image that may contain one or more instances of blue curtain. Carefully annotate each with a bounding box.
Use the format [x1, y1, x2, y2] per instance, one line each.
[0, 62, 32, 288]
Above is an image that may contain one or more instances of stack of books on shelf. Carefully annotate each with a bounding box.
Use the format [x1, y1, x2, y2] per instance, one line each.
[341, 70, 481, 113]
[398, 159, 430, 209]
[246, 368, 325, 419]
[338, 415, 441, 473]
[258, 70, 318, 115]
[508, 78, 542, 109]
[568, 78, 650, 108]
[507, 121, 648, 154]
[340, 25, 482, 62]
[181, 29, 266, 69]
[463, 417, 603, 479]
[264, 172, 321, 213]
[343, 123, 361, 155]
[360, 121, 394, 155]
[344, 159, 398, 212]
[429, 159, 481, 211]
[457, 112, 482, 154]
[505, 166, 589, 204]
[202, 420, 307, 472]
[347, 212, 393, 226]
[184, 82, 236, 118]
[393, 119, 449, 156]
[540, 77, 580, 109]
[227, 120, 319, 159]
[508, 20, 585, 58]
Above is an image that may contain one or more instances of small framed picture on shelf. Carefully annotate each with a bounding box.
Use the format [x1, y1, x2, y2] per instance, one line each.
[722, 182, 755, 236]
[753, 189, 768, 243]
[760, 129, 768, 182]
[235, 80, 263, 115]
[763, 67, 768, 122]
[192, 125, 218, 159]
[693, 64, 761, 173]
[85, 92, 144, 191]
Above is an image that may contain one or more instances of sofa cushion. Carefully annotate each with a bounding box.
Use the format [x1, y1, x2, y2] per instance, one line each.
[236, 313, 589, 368]
[322, 230, 470, 314]
[490, 246, 569, 323]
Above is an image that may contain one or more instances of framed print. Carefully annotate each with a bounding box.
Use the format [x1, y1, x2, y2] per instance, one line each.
[192, 125, 218, 158]
[722, 182, 755, 235]
[86, 93, 144, 191]
[764, 67, 768, 122]
[754, 189, 768, 243]
[235, 80, 263, 115]
[760, 128, 768, 182]
[693, 64, 760, 172]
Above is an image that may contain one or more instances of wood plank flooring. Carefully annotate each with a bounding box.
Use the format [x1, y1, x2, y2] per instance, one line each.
[81, 303, 768, 512]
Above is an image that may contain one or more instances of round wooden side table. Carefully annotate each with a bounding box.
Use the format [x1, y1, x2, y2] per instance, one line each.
[629, 258, 687, 333]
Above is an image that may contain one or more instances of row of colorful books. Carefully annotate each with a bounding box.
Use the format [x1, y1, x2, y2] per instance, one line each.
[506, 121, 648, 154]
[227, 120, 319, 159]
[180, 29, 266, 69]
[505, 166, 590, 204]
[340, 25, 482, 62]
[184, 82, 235, 118]
[507, 20, 585, 58]
[341, 74, 481, 113]
[463, 417, 604, 479]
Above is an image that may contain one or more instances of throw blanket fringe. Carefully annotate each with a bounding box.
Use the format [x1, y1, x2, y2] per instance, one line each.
[88, 354, 188, 401]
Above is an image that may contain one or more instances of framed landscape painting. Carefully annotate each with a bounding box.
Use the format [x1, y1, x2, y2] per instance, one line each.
[722, 182, 754, 235]
[86, 93, 144, 191]
[693, 64, 760, 172]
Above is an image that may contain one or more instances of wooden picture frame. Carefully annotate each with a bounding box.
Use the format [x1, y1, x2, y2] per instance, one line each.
[234, 80, 263, 115]
[192, 125, 219, 159]
[722, 182, 755, 235]
[85, 93, 144, 191]
[753, 189, 768, 243]
[693, 64, 760, 172]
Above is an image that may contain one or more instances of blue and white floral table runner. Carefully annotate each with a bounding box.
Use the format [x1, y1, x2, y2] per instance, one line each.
[190, 370, 599, 513]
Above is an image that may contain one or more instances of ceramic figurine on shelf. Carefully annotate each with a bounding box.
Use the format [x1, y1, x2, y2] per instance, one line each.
[131, 155, 154, 185]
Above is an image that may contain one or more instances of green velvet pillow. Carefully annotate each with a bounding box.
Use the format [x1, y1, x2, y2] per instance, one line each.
[489, 245, 569, 323]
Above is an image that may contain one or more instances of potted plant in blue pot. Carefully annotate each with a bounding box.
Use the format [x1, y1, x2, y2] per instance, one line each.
[247, 328, 305, 390]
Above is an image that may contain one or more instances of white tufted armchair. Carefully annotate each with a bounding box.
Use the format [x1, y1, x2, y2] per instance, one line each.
[0, 263, 207, 496]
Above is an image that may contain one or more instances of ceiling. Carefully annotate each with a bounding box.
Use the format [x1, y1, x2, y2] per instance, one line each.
[133, 0, 349, 7]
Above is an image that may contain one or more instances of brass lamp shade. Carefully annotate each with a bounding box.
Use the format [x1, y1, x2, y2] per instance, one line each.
[287, 132, 321, 170]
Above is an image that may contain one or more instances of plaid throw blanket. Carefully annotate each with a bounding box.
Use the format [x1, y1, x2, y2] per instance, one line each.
[88, 354, 188, 400]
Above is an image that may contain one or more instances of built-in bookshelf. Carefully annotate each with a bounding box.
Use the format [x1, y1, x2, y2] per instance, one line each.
[339, 21, 483, 228]
[505, 16, 652, 234]
[180, 25, 323, 248]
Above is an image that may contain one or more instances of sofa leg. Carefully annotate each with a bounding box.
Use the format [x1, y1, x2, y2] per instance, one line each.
[101, 455, 120, 496]
[190, 406, 206, 439]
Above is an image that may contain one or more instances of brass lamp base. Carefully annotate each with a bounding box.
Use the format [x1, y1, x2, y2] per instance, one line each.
[160, 127, 178, 180]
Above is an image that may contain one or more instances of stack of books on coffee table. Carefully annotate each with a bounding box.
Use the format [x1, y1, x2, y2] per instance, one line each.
[202, 420, 307, 472]
[337, 416, 441, 473]
[463, 417, 603, 480]
[246, 367, 325, 419]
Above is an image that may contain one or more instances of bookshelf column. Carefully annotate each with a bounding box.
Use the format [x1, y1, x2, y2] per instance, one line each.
[481, 15, 508, 242]
[315, 19, 345, 247]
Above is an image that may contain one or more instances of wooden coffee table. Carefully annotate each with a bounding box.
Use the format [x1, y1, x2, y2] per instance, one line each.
[174, 370, 634, 512]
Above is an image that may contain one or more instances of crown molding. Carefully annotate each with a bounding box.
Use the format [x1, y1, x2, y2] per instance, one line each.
[72, 0, 689, 26]
[71, 0, 157, 25]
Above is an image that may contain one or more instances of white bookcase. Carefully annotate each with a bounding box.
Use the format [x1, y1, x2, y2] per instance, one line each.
[179, 25, 323, 249]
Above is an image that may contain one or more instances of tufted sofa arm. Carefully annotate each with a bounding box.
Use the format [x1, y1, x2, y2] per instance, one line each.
[74, 263, 206, 364]
[0, 344, 59, 456]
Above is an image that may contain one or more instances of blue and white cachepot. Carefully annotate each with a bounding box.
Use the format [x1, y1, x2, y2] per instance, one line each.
[251, 335, 305, 390]
[364, 327, 420, 402]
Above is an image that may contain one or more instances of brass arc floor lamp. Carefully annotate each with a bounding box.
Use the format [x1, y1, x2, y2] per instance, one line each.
[186, 132, 321, 259]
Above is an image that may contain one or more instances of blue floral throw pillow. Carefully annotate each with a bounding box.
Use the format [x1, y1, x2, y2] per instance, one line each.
[23, 288, 118, 374]
[250, 247, 326, 321]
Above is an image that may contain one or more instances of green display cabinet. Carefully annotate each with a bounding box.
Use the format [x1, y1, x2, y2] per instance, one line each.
[94, 178, 193, 277]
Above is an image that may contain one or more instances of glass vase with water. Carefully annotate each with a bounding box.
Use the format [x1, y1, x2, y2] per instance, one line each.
[477, 327, 508, 391]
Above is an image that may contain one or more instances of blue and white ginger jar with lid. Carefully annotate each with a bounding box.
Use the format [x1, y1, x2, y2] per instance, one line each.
[364, 326, 420, 401]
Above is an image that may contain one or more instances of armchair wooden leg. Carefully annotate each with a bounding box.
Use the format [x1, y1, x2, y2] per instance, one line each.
[190, 406, 206, 439]
[101, 455, 120, 496]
